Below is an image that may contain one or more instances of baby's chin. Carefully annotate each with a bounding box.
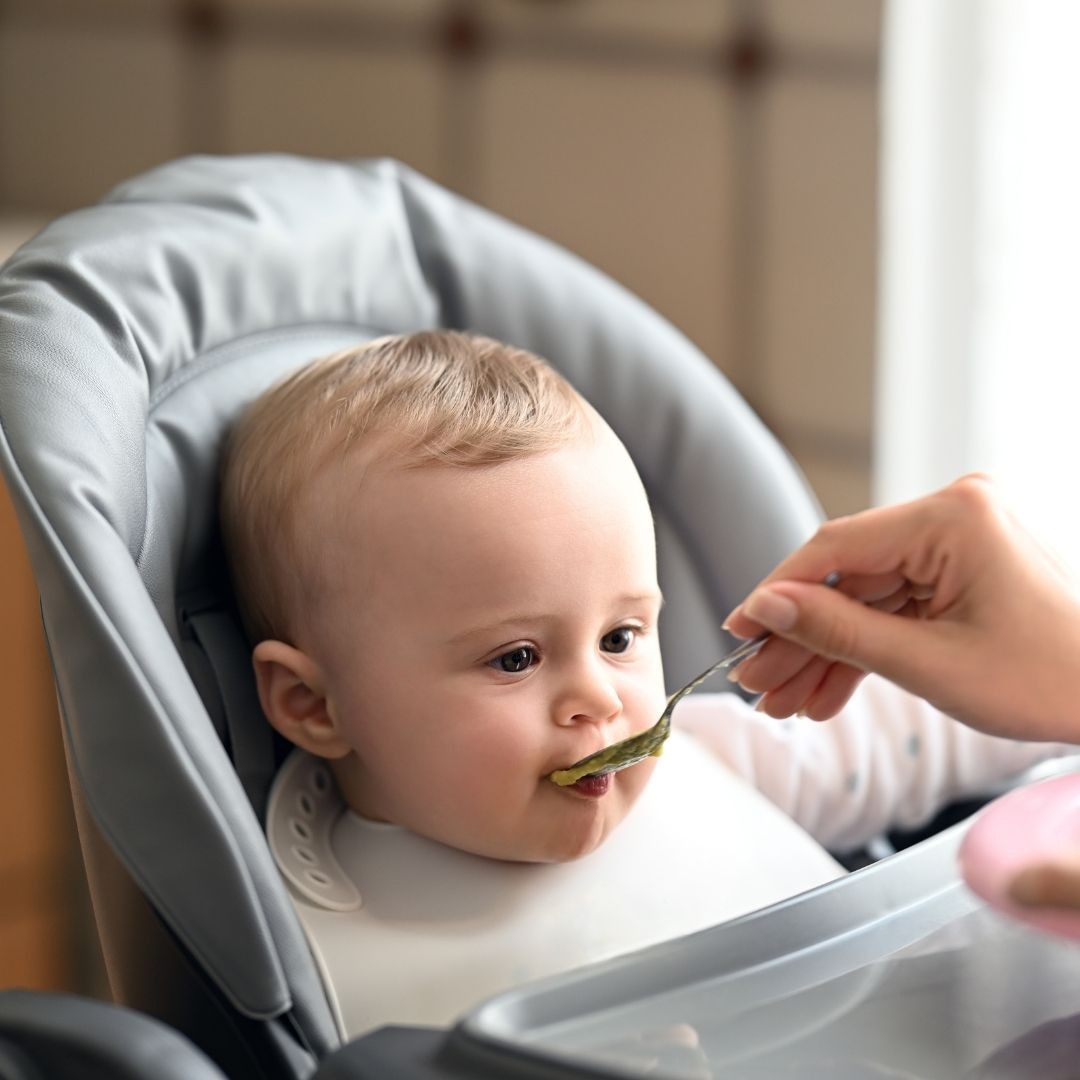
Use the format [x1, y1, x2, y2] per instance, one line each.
[524, 769, 657, 863]
[456, 803, 619, 864]
[534, 817, 614, 864]
[427, 760, 658, 863]
[455, 817, 610, 864]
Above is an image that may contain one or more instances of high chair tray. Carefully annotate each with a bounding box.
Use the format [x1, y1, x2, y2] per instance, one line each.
[436, 816, 1080, 1079]
[325, 787, 1080, 1078]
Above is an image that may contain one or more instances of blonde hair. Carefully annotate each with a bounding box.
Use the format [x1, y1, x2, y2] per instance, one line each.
[219, 330, 591, 643]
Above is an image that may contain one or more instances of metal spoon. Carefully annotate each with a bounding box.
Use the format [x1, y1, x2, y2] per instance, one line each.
[549, 571, 841, 787]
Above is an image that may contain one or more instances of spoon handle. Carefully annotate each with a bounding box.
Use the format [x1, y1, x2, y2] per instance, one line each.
[666, 569, 842, 710]
[661, 633, 768, 714]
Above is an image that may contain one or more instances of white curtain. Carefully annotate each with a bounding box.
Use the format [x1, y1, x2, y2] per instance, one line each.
[877, 0, 1080, 567]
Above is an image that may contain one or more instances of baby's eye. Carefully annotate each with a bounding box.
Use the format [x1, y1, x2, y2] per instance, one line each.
[490, 646, 537, 674]
[600, 627, 636, 654]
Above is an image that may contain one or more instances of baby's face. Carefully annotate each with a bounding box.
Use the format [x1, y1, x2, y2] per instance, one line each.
[306, 424, 666, 863]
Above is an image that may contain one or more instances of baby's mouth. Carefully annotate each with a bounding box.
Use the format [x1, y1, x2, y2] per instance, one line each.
[549, 733, 661, 787]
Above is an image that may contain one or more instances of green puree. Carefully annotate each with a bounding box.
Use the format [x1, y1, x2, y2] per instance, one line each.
[549, 718, 671, 786]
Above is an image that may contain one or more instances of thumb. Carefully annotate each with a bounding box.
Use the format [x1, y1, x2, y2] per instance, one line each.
[742, 580, 938, 685]
[1009, 859, 1080, 910]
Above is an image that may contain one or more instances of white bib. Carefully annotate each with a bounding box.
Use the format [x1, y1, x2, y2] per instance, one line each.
[267, 730, 843, 1038]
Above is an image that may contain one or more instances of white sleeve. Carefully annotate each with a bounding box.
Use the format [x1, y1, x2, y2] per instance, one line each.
[673, 676, 1079, 851]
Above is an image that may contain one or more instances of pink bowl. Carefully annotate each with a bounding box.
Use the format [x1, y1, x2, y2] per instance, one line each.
[958, 772, 1080, 940]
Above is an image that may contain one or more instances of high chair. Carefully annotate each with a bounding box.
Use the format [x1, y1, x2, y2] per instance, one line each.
[0, 155, 827, 1078]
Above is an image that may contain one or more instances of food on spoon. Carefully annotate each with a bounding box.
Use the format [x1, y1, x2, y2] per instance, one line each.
[549, 724, 668, 786]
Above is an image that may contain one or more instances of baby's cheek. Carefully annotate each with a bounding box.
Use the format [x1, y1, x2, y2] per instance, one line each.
[627, 684, 668, 733]
[624, 754, 659, 796]
[446, 725, 539, 788]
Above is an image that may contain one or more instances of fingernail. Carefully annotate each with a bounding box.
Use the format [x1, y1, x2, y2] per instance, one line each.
[754, 697, 767, 713]
[743, 587, 798, 631]
[721, 604, 742, 632]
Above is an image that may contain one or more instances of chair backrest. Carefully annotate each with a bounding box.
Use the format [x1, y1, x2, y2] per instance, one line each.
[0, 155, 821, 1077]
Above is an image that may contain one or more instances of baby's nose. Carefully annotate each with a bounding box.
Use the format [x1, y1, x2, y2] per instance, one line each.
[554, 661, 623, 727]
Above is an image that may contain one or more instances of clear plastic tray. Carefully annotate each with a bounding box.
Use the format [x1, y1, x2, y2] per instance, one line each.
[460, 820, 1080, 1078]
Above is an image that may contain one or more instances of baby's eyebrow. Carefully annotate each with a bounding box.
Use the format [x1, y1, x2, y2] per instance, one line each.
[445, 613, 544, 647]
[445, 591, 664, 647]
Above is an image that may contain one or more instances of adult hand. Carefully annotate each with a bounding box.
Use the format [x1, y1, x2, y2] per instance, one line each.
[1009, 853, 1080, 910]
[724, 475, 1080, 742]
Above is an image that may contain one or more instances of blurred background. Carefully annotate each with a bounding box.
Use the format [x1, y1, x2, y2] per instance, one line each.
[2, 0, 1076, 1001]
[0, 0, 882, 995]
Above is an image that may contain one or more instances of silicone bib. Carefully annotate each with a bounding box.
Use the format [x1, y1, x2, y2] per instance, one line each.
[958, 773, 1080, 940]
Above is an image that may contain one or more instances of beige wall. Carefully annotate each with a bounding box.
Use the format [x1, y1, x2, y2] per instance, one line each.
[0, 0, 881, 994]
[0, 0, 880, 515]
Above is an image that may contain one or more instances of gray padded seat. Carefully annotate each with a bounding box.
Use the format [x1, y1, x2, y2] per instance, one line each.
[0, 990, 225, 1080]
[0, 155, 821, 1077]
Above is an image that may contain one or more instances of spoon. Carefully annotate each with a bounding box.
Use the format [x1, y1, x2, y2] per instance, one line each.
[549, 571, 841, 787]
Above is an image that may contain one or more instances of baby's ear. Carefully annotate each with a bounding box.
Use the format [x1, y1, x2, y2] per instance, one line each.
[251, 640, 351, 759]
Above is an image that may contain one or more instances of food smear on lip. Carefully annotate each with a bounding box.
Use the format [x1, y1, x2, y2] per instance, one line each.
[549, 738, 666, 787]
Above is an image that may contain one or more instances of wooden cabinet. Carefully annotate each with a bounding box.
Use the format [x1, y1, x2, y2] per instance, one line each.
[0, 476, 82, 991]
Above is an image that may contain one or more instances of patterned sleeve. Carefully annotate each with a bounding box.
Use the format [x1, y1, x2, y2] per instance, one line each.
[673, 676, 1079, 851]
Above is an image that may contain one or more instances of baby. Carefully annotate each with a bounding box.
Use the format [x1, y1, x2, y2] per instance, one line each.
[220, 330, 1072, 1037]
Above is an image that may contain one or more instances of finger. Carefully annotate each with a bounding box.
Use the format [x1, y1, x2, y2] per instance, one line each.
[801, 663, 867, 720]
[748, 502, 940, 592]
[1009, 858, 1080, 910]
[731, 635, 821, 694]
[838, 571, 911, 605]
[868, 584, 913, 614]
[752, 654, 832, 717]
[646, 1024, 700, 1049]
[727, 573, 926, 638]
[913, 595, 935, 619]
[739, 579, 951, 692]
